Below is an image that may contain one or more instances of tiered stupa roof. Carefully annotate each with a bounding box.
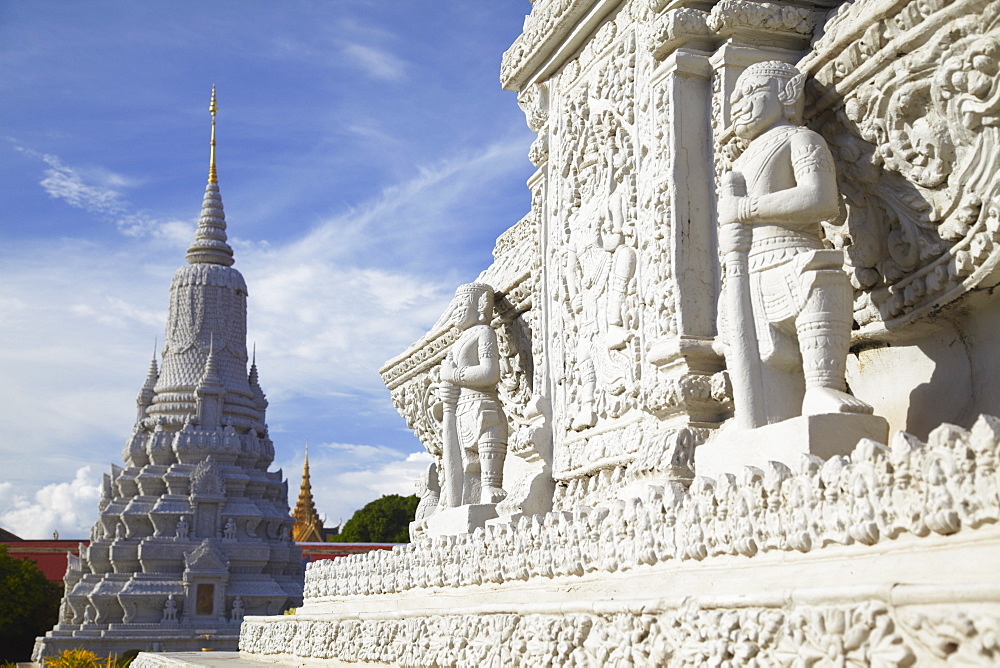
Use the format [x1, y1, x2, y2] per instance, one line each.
[33, 87, 302, 660]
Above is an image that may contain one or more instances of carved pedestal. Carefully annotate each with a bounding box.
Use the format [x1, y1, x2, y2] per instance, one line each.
[425, 504, 499, 537]
[695, 413, 890, 480]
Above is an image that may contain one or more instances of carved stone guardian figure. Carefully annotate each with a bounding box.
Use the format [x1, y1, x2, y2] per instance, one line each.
[563, 165, 637, 431]
[230, 596, 245, 622]
[698, 61, 888, 478]
[223, 517, 237, 541]
[438, 282, 509, 507]
[175, 515, 190, 540]
[718, 60, 870, 423]
[162, 595, 178, 624]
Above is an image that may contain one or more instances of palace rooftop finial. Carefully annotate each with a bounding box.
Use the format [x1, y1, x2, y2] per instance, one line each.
[293, 440, 324, 543]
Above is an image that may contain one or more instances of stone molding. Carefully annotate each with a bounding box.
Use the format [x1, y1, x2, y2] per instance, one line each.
[501, 0, 612, 91]
[242, 413, 1000, 664]
[295, 415, 999, 599]
[242, 593, 1000, 666]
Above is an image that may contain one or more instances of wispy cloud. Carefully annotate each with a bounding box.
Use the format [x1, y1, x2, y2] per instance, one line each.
[12, 142, 192, 242]
[342, 43, 406, 81]
[71, 296, 165, 329]
[289, 135, 528, 271]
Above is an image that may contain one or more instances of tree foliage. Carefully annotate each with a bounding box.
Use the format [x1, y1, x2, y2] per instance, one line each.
[0, 545, 63, 662]
[328, 494, 419, 543]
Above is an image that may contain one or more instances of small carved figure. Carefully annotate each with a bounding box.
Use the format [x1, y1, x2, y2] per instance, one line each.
[58, 598, 72, 624]
[83, 604, 97, 625]
[162, 594, 178, 623]
[414, 462, 440, 522]
[439, 283, 509, 506]
[717, 61, 873, 425]
[223, 517, 237, 540]
[175, 515, 190, 540]
[114, 522, 125, 541]
[231, 595, 245, 622]
[409, 462, 441, 540]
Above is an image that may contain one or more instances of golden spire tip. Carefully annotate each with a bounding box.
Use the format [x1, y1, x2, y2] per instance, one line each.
[208, 85, 218, 184]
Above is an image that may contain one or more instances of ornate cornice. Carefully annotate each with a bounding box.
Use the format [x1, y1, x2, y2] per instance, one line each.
[501, 0, 611, 92]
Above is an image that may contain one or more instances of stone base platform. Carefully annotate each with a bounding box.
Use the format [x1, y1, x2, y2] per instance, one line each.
[239, 529, 1000, 665]
[425, 503, 497, 537]
[695, 412, 890, 480]
[131, 651, 357, 668]
[33, 627, 239, 662]
[235, 417, 1000, 665]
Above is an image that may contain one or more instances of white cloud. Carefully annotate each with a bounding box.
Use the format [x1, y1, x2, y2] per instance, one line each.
[342, 43, 406, 81]
[281, 135, 527, 274]
[152, 220, 196, 247]
[0, 467, 101, 540]
[38, 155, 127, 216]
[344, 122, 401, 147]
[243, 258, 450, 396]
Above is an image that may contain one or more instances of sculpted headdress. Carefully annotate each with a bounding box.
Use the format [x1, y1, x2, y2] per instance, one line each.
[734, 60, 807, 123]
[454, 282, 495, 323]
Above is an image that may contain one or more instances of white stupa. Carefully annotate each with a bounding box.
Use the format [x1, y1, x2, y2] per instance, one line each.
[33, 88, 302, 660]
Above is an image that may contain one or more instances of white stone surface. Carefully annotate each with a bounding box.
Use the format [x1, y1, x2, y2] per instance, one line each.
[242, 416, 1000, 664]
[132, 651, 379, 668]
[132, 652, 294, 668]
[695, 412, 889, 480]
[248, 0, 1000, 663]
[423, 504, 498, 537]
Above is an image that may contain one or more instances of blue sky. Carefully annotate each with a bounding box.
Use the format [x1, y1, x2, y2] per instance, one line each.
[0, 1, 536, 538]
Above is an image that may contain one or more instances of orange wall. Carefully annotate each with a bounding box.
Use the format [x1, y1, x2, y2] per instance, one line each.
[2, 540, 400, 583]
[2, 540, 86, 582]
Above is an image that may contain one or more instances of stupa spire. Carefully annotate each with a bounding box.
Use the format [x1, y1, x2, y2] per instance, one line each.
[209, 84, 218, 185]
[141, 341, 159, 394]
[135, 341, 160, 424]
[293, 441, 324, 543]
[249, 343, 268, 415]
[199, 333, 224, 388]
[186, 85, 234, 267]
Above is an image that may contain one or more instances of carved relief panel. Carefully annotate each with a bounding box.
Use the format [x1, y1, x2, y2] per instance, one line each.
[802, 0, 1000, 334]
[546, 23, 646, 478]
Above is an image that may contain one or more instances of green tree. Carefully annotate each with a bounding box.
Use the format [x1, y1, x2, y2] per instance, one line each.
[0, 544, 63, 662]
[329, 494, 419, 543]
